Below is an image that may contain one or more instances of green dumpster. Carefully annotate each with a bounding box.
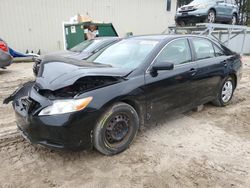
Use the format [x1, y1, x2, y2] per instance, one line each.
[64, 22, 118, 49]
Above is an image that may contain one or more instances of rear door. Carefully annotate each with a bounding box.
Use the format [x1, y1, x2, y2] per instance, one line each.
[215, 0, 227, 19]
[224, 0, 234, 18]
[144, 38, 199, 121]
[190, 37, 229, 104]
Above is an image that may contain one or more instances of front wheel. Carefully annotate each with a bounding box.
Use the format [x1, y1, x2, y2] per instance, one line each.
[231, 14, 237, 25]
[212, 77, 235, 107]
[93, 102, 139, 155]
[176, 20, 186, 27]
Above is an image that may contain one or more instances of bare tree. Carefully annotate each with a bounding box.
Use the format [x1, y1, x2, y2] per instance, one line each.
[236, 0, 249, 24]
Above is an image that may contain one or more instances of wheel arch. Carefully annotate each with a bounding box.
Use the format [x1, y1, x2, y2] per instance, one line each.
[229, 73, 237, 89]
[232, 12, 238, 16]
[121, 99, 145, 127]
[209, 8, 217, 15]
[99, 96, 145, 128]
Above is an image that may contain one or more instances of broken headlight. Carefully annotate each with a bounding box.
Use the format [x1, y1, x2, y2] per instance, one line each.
[38, 97, 93, 116]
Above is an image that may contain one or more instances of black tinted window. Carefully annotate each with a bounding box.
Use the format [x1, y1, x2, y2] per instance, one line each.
[156, 39, 192, 65]
[192, 38, 215, 60]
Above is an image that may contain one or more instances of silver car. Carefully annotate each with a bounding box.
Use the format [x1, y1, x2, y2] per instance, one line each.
[175, 0, 239, 26]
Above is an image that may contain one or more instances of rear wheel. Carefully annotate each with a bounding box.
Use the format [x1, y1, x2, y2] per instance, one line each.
[206, 10, 216, 23]
[93, 102, 139, 155]
[212, 76, 235, 107]
[231, 14, 237, 25]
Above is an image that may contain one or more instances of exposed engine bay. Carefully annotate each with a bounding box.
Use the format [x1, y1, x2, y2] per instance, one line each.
[37, 76, 122, 99]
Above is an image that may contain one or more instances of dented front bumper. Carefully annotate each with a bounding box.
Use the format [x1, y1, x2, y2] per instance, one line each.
[9, 82, 99, 150]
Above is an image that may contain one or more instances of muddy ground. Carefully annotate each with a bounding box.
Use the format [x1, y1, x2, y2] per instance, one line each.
[0, 58, 250, 188]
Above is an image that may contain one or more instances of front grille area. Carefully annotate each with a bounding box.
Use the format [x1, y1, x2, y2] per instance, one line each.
[21, 97, 41, 114]
[21, 98, 32, 111]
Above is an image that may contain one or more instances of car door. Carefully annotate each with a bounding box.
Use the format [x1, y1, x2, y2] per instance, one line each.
[143, 38, 199, 122]
[190, 37, 228, 104]
[214, 0, 227, 19]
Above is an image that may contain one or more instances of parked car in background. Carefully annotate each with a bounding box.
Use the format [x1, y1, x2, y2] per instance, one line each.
[33, 37, 120, 76]
[0, 38, 12, 69]
[175, 0, 239, 26]
[5, 35, 242, 155]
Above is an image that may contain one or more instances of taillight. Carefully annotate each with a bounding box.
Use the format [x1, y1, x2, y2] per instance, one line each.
[0, 41, 8, 52]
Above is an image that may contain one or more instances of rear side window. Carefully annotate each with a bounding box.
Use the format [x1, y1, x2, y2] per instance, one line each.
[156, 39, 192, 65]
[192, 38, 215, 60]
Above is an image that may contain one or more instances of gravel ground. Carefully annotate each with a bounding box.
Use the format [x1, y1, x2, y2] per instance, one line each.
[0, 58, 250, 188]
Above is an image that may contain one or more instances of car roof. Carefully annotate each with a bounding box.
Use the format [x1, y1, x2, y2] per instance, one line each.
[128, 34, 210, 41]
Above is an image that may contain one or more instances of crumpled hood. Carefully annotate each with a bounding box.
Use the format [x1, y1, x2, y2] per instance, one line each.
[36, 57, 132, 91]
[44, 50, 91, 60]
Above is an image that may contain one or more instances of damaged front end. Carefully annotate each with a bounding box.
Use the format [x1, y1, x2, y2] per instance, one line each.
[4, 75, 124, 114]
[37, 76, 123, 99]
[3, 58, 132, 150]
[3, 81, 36, 105]
[3, 77, 127, 150]
[5, 57, 132, 104]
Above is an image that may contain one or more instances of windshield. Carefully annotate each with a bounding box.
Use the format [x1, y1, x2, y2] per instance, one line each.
[88, 39, 159, 69]
[70, 39, 103, 53]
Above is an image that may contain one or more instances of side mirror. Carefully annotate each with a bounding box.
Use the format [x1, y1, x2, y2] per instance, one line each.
[150, 62, 174, 77]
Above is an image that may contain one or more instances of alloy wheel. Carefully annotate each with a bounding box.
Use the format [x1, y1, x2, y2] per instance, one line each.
[207, 11, 215, 23]
[221, 81, 233, 103]
[232, 15, 237, 25]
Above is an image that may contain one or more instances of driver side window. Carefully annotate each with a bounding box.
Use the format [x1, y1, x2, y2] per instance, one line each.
[155, 39, 192, 65]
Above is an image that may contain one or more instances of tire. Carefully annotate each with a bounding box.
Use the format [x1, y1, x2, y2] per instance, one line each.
[93, 102, 139, 155]
[205, 10, 216, 23]
[212, 76, 235, 107]
[231, 14, 237, 25]
[176, 20, 186, 27]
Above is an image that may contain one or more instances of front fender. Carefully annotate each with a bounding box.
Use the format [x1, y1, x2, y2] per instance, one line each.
[75, 75, 146, 120]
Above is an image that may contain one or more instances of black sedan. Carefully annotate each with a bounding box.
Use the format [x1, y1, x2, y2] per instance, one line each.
[4, 35, 242, 155]
[33, 37, 120, 76]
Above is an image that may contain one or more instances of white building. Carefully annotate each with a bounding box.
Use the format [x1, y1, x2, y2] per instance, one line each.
[0, 0, 177, 54]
